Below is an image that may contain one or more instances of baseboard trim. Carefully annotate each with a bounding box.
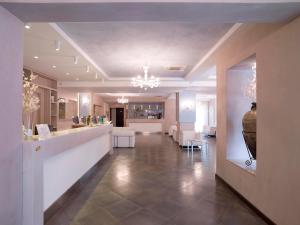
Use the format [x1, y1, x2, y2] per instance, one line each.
[215, 174, 275, 225]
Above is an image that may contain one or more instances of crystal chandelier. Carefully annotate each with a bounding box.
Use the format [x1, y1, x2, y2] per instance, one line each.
[117, 96, 129, 104]
[131, 66, 160, 90]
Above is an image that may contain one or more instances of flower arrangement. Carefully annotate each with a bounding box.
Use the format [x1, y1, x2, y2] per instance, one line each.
[23, 72, 40, 113]
[23, 71, 40, 137]
[245, 63, 256, 102]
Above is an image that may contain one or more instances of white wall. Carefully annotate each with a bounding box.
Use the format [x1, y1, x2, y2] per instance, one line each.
[208, 99, 216, 126]
[226, 69, 252, 160]
[178, 91, 196, 124]
[0, 6, 23, 225]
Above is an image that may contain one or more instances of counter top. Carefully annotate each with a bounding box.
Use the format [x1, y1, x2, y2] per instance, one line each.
[126, 119, 164, 123]
[23, 124, 112, 143]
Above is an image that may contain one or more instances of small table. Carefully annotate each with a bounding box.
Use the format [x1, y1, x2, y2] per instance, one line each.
[187, 139, 208, 153]
[113, 135, 132, 148]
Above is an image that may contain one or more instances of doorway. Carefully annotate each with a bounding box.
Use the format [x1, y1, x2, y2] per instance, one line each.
[110, 108, 124, 127]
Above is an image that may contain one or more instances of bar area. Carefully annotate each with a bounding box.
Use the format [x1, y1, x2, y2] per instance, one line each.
[126, 102, 165, 133]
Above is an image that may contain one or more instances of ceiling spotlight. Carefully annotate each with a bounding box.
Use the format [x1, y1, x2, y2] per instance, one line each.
[33, 56, 39, 59]
[52, 65, 56, 69]
[24, 23, 31, 29]
[74, 56, 79, 64]
[54, 40, 61, 51]
[86, 65, 90, 73]
[66, 72, 70, 75]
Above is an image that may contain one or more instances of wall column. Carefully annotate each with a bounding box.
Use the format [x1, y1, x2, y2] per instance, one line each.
[0, 6, 23, 225]
[176, 91, 196, 141]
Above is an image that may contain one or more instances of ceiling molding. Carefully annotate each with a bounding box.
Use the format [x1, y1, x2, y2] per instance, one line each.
[49, 22, 110, 80]
[185, 23, 242, 80]
[58, 80, 190, 87]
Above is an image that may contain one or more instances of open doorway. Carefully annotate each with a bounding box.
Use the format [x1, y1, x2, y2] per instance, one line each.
[110, 108, 124, 127]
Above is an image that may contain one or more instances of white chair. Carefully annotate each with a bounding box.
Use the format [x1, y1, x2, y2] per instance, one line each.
[179, 130, 198, 147]
[203, 126, 216, 137]
[168, 125, 177, 136]
[112, 127, 135, 148]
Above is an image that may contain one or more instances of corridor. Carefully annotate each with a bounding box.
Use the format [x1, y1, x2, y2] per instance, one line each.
[45, 134, 266, 225]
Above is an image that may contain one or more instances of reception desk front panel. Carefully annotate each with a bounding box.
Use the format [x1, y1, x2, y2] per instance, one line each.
[22, 125, 112, 225]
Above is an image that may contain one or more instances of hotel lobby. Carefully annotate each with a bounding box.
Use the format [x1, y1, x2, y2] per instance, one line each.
[1, 1, 300, 225]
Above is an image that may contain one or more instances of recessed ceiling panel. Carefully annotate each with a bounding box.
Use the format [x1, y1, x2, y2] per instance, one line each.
[58, 22, 233, 78]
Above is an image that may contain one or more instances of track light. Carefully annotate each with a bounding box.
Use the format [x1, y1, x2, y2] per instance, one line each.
[74, 56, 79, 64]
[55, 40, 61, 51]
[25, 23, 31, 29]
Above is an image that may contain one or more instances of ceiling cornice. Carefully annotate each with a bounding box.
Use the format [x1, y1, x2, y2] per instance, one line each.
[185, 23, 242, 80]
[50, 22, 111, 80]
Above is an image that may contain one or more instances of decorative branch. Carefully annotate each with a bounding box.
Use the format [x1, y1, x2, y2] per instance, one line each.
[245, 63, 257, 102]
[23, 72, 40, 113]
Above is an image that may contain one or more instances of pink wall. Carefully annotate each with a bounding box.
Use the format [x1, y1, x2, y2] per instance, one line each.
[91, 93, 107, 116]
[164, 96, 177, 133]
[0, 6, 23, 225]
[216, 19, 300, 224]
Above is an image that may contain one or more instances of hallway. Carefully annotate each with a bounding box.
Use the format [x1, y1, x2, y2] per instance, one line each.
[45, 134, 266, 225]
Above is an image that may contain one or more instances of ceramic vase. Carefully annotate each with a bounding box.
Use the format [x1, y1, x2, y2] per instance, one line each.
[242, 102, 257, 159]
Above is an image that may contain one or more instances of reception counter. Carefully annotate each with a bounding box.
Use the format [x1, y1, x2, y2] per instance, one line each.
[22, 124, 113, 225]
[127, 119, 163, 133]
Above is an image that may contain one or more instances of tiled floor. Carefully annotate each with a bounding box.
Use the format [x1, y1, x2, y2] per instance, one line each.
[45, 134, 267, 225]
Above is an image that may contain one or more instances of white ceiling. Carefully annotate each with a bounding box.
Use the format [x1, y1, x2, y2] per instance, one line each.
[17, 1, 300, 96]
[3, 2, 300, 22]
[24, 23, 104, 81]
[57, 22, 233, 78]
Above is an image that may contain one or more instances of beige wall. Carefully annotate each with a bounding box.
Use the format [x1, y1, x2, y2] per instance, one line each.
[164, 96, 177, 133]
[216, 18, 300, 225]
[91, 93, 107, 117]
[57, 88, 78, 130]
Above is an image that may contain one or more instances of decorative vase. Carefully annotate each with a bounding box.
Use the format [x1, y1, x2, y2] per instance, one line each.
[23, 111, 34, 137]
[242, 102, 257, 159]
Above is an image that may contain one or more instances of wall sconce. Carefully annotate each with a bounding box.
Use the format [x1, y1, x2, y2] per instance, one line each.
[183, 101, 194, 111]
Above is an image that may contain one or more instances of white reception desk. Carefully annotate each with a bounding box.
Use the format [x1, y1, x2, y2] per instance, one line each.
[22, 124, 113, 225]
[127, 119, 163, 133]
